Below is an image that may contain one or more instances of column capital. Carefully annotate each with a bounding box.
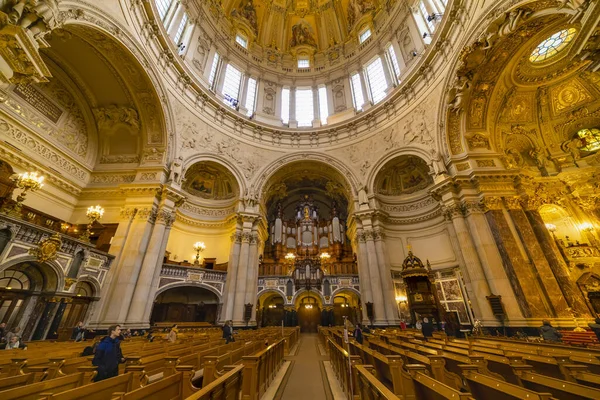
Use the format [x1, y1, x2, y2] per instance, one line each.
[479, 196, 503, 212]
[155, 209, 176, 227]
[503, 196, 523, 211]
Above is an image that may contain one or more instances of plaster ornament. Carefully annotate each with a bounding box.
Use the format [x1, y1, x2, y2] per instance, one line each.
[0, 0, 59, 36]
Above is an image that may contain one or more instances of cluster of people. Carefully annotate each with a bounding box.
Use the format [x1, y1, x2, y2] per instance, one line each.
[0, 323, 27, 350]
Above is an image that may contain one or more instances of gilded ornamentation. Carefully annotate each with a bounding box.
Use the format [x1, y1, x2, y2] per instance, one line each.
[28, 233, 62, 263]
[447, 111, 464, 154]
[551, 79, 593, 114]
[503, 196, 522, 210]
[455, 162, 470, 171]
[481, 196, 503, 211]
[476, 159, 496, 167]
[64, 278, 76, 291]
[468, 95, 487, 129]
[467, 134, 491, 149]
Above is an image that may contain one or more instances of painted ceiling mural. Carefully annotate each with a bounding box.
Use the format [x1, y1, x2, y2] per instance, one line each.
[374, 155, 433, 196]
[183, 161, 239, 200]
[221, 0, 385, 53]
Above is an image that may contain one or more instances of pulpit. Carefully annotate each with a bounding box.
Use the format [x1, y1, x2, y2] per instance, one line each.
[401, 250, 444, 324]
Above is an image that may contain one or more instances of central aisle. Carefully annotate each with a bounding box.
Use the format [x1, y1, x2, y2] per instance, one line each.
[278, 333, 331, 400]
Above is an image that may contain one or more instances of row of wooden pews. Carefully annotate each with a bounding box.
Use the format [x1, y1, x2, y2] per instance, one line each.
[321, 326, 600, 400]
[0, 326, 299, 399]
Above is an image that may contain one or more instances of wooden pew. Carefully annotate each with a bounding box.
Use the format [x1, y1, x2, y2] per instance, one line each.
[405, 364, 475, 400]
[240, 338, 286, 400]
[511, 363, 600, 400]
[0, 370, 93, 400]
[355, 365, 402, 400]
[43, 371, 143, 400]
[0, 372, 35, 390]
[460, 365, 553, 399]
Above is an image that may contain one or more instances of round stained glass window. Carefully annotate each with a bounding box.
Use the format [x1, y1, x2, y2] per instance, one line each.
[577, 128, 600, 152]
[529, 28, 577, 63]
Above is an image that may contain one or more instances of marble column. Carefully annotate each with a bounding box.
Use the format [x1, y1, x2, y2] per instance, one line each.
[505, 198, 571, 317]
[220, 229, 242, 323]
[354, 232, 373, 325]
[358, 68, 371, 109]
[525, 207, 591, 317]
[244, 232, 260, 326]
[94, 204, 158, 326]
[462, 200, 524, 321]
[127, 198, 178, 327]
[442, 204, 493, 323]
[373, 228, 400, 325]
[363, 229, 387, 325]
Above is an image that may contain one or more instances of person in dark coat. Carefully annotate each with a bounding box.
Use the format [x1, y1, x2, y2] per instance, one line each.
[421, 317, 434, 339]
[539, 320, 562, 342]
[353, 324, 364, 344]
[0, 322, 6, 343]
[589, 318, 600, 342]
[92, 325, 125, 382]
[222, 321, 233, 344]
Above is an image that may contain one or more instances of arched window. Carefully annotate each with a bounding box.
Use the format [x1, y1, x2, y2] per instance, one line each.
[286, 279, 293, 297]
[576, 128, 600, 152]
[0, 270, 30, 290]
[530, 28, 576, 63]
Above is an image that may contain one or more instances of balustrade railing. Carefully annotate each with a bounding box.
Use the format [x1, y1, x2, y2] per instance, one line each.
[0, 213, 113, 265]
[161, 263, 227, 281]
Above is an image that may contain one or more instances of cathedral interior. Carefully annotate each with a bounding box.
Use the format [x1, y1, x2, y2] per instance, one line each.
[1, 0, 600, 398]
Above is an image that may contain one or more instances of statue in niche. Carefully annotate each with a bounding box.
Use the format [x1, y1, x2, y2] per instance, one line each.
[290, 20, 317, 48]
[358, 187, 369, 206]
[428, 150, 447, 176]
[168, 156, 184, 184]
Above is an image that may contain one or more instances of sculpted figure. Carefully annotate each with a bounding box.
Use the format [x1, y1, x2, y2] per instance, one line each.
[429, 149, 447, 176]
[497, 9, 531, 37]
[358, 187, 369, 206]
[447, 75, 471, 113]
[0, 0, 58, 36]
[169, 157, 183, 183]
[565, 138, 582, 161]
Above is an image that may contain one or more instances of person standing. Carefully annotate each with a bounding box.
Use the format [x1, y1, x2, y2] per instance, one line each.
[353, 324, 364, 344]
[222, 321, 233, 344]
[0, 322, 6, 343]
[421, 317, 434, 339]
[167, 324, 178, 343]
[92, 325, 125, 382]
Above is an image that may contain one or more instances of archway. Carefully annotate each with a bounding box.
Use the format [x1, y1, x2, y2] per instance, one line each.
[257, 291, 285, 327]
[295, 290, 323, 333]
[331, 290, 361, 326]
[0, 261, 60, 340]
[151, 286, 220, 324]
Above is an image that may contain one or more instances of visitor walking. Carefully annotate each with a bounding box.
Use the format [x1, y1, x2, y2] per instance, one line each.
[222, 321, 233, 344]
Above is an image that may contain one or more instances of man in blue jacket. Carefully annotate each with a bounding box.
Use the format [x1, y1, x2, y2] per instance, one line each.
[92, 325, 125, 382]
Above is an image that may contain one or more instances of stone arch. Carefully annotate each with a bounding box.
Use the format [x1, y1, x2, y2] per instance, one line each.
[331, 286, 362, 301]
[154, 281, 223, 302]
[52, 4, 176, 164]
[367, 148, 437, 196]
[254, 152, 361, 201]
[0, 259, 64, 293]
[291, 288, 325, 307]
[181, 154, 247, 199]
[257, 288, 287, 303]
[71, 277, 101, 298]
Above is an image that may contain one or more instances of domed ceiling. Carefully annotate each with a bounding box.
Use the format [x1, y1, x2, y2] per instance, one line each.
[220, 0, 383, 53]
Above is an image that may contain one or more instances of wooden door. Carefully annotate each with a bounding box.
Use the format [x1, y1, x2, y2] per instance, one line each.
[298, 306, 320, 333]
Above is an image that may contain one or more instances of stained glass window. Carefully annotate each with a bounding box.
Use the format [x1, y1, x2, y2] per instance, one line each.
[530, 28, 576, 63]
[577, 128, 600, 152]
